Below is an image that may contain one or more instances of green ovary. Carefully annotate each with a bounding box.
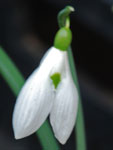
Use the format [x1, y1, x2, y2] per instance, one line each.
[50, 73, 61, 89]
[54, 27, 72, 51]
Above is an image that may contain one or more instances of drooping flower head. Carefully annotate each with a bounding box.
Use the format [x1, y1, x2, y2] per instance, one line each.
[12, 10, 78, 144]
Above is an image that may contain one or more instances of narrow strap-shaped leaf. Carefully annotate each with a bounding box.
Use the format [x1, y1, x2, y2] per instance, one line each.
[68, 47, 86, 150]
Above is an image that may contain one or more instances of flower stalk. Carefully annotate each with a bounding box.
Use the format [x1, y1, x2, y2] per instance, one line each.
[57, 6, 74, 28]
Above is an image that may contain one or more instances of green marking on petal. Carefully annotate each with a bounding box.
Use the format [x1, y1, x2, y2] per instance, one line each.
[50, 73, 61, 89]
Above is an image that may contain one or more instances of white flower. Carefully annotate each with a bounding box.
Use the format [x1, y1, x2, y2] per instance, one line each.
[12, 46, 78, 144]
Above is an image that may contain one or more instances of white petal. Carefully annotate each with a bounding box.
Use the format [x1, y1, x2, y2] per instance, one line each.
[13, 73, 54, 139]
[40, 47, 66, 77]
[12, 46, 62, 139]
[39, 47, 66, 74]
[50, 53, 78, 144]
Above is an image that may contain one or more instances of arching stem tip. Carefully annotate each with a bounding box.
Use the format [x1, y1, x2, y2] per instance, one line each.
[58, 5, 75, 28]
[66, 6, 75, 12]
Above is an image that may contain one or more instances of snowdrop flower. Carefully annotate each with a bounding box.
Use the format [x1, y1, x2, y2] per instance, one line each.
[12, 27, 78, 144]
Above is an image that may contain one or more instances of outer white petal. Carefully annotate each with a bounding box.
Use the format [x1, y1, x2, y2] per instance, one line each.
[12, 46, 64, 139]
[50, 53, 78, 144]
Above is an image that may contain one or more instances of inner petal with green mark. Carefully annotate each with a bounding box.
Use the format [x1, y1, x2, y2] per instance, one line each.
[50, 73, 61, 89]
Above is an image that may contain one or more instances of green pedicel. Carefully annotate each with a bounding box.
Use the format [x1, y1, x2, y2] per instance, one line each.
[50, 73, 61, 89]
[54, 27, 72, 51]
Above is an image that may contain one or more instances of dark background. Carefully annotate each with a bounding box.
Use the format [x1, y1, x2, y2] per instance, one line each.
[0, 0, 113, 149]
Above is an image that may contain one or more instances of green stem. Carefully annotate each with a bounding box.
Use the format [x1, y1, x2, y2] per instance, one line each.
[68, 47, 86, 150]
[58, 6, 87, 150]
[0, 47, 60, 150]
[58, 6, 74, 28]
